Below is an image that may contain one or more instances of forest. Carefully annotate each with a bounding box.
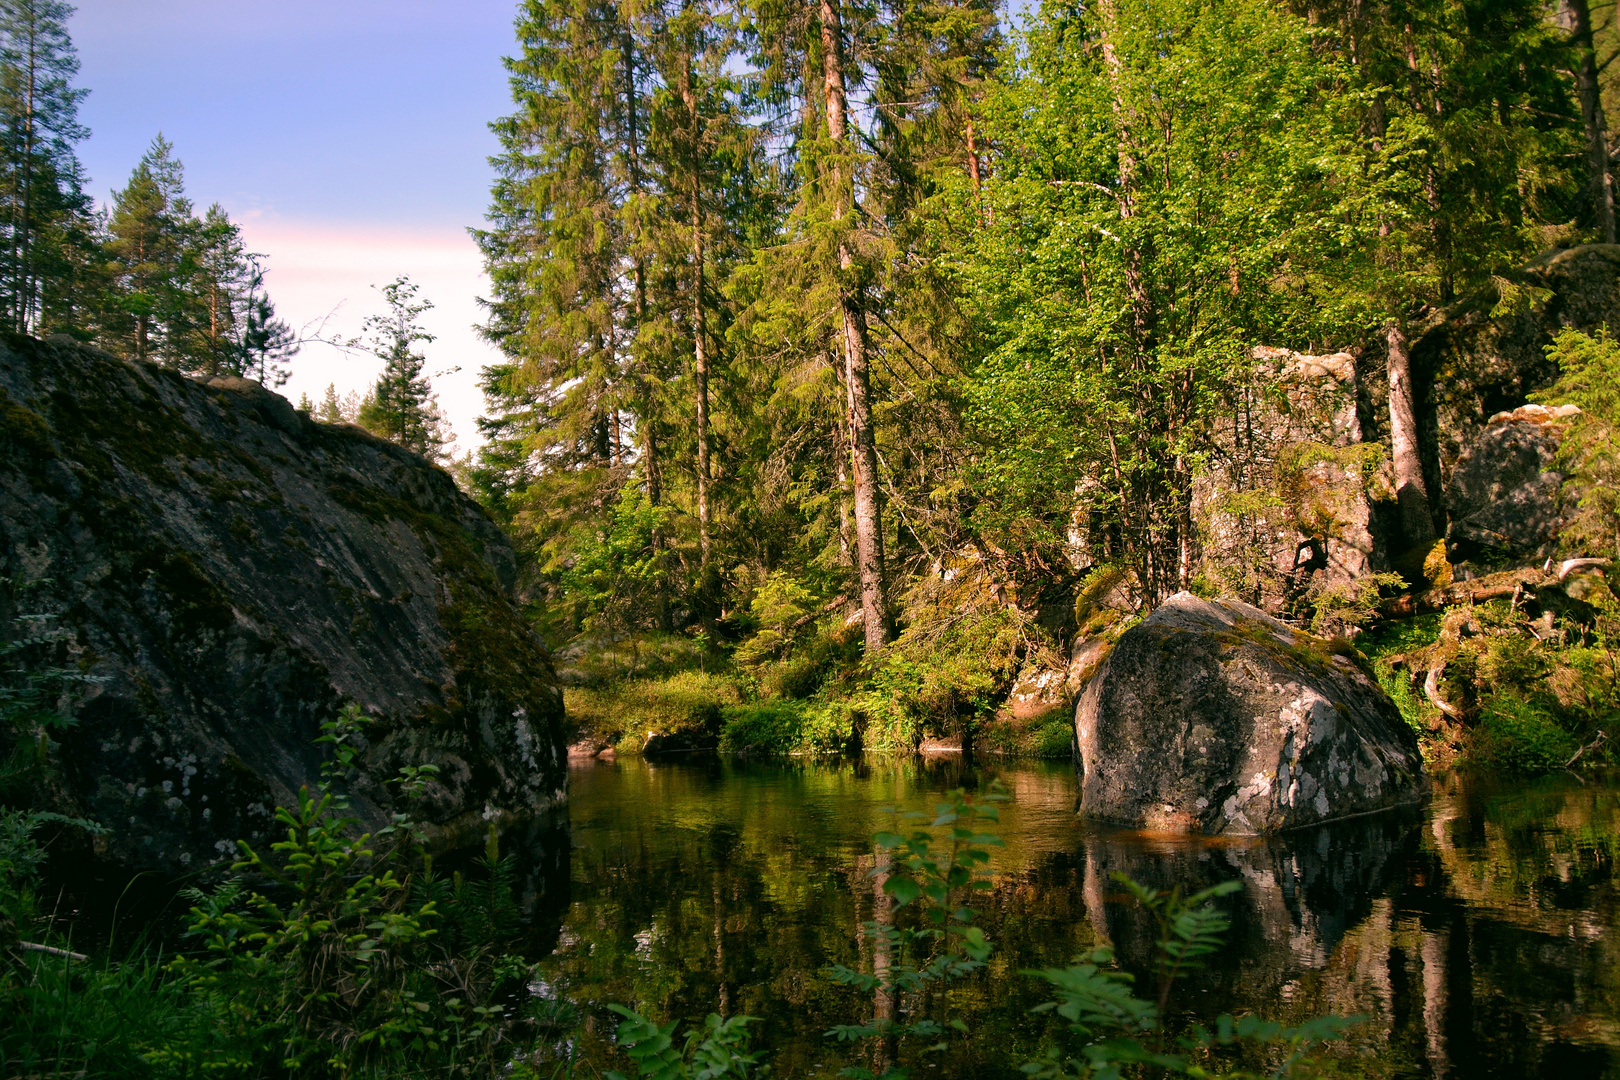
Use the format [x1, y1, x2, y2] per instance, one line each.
[3, 0, 1620, 1076]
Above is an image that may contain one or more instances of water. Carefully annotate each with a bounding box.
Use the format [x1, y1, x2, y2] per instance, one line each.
[533, 755, 1620, 1079]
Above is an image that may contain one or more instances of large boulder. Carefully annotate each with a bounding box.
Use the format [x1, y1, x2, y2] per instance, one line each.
[0, 335, 567, 873]
[1444, 403, 1577, 573]
[1074, 594, 1424, 834]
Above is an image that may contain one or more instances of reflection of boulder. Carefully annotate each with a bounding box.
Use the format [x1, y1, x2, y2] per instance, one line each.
[1081, 810, 1420, 1001]
[1445, 404, 1577, 573]
[1075, 594, 1425, 833]
[489, 808, 572, 957]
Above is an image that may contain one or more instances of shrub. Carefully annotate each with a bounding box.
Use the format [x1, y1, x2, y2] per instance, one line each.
[1472, 696, 1580, 773]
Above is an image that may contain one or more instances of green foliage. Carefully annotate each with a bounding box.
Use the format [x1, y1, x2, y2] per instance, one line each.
[957, 0, 1360, 603]
[1535, 328, 1620, 559]
[353, 276, 451, 461]
[1473, 695, 1581, 774]
[603, 1007, 764, 1080]
[719, 702, 807, 755]
[823, 783, 1007, 1074]
[567, 669, 744, 750]
[560, 475, 672, 646]
[155, 704, 536, 1077]
[734, 573, 817, 670]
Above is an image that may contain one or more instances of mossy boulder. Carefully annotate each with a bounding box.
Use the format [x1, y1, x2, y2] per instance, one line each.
[0, 334, 566, 872]
[1074, 593, 1424, 834]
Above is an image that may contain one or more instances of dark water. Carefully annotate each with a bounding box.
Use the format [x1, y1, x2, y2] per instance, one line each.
[535, 756, 1620, 1079]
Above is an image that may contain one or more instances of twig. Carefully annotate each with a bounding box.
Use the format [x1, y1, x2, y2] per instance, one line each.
[1565, 730, 1608, 769]
[20, 941, 88, 962]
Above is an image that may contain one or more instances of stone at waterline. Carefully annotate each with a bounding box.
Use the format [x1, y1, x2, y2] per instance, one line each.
[1074, 593, 1424, 833]
[0, 334, 568, 873]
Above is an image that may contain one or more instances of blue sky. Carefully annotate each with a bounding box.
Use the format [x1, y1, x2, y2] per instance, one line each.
[71, 0, 520, 448]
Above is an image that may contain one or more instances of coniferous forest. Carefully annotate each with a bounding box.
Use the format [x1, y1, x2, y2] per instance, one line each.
[5, 0, 1620, 1077]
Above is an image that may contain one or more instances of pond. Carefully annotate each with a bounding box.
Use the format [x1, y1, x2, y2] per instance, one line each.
[532, 755, 1620, 1079]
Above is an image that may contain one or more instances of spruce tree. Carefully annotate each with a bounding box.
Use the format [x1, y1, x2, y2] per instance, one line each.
[354, 277, 450, 461]
[472, 0, 642, 572]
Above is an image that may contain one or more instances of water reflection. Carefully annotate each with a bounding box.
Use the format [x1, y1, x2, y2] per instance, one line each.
[526, 757, 1619, 1079]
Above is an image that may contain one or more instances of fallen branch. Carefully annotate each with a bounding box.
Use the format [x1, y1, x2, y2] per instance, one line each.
[19, 941, 88, 962]
[1558, 557, 1611, 582]
[1423, 662, 1463, 721]
[1565, 730, 1608, 769]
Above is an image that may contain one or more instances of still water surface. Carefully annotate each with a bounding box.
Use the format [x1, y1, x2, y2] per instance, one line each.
[537, 756, 1620, 1078]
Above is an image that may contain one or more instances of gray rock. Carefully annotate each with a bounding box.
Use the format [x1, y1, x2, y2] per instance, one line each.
[1444, 404, 1576, 570]
[1074, 593, 1424, 834]
[1193, 348, 1385, 615]
[0, 336, 567, 873]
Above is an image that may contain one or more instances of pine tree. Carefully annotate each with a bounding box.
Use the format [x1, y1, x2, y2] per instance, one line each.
[0, 0, 91, 336]
[354, 277, 450, 461]
[472, 0, 646, 577]
[98, 134, 189, 364]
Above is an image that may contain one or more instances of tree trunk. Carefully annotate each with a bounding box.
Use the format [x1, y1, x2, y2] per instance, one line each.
[1565, 0, 1616, 243]
[693, 202, 712, 567]
[678, 39, 713, 569]
[821, 0, 887, 651]
[1386, 321, 1436, 547]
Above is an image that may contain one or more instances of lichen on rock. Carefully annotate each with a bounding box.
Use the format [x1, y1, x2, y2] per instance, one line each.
[1074, 592, 1424, 834]
[0, 333, 567, 872]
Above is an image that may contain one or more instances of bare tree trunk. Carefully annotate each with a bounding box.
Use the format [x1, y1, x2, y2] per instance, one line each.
[680, 41, 714, 570]
[1387, 321, 1435, 546]
[821, 0, 888, 651]
[1095, 0, 1152, 346]
[1565, 0, 1616, 243]
[693, 199, 712, 567]
[965, 118, 981, 193]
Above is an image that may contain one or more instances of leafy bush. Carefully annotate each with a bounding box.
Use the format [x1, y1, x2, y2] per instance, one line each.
[719, 702, 806, 754]
[1472, 696, 1580, 773]
[567, 670, 746, 750]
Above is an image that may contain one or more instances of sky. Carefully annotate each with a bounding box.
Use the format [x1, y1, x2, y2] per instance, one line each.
[70, 0, 522, 452]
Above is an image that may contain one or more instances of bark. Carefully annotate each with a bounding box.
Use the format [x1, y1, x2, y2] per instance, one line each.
[1094, 0, 1153, 346]
[1386, 321, 1436, 546]
[821, 0, 888, 651]
[965, 118, 981, 193]
[1564, 0, 1616, 243]
[1404, 25, 1453, 300]
[680, 40, 713, 567]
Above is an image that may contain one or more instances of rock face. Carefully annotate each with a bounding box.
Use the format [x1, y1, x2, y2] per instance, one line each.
[1193, 347, 1386, 613]
[1408, 244, 1620, 518]
[0, 335, 566, 873]
[1074, 594, 1424, 834]
[1444, 404, 1577, 572]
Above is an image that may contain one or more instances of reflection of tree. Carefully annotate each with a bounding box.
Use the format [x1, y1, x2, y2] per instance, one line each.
[534, 760, 1620, 1079]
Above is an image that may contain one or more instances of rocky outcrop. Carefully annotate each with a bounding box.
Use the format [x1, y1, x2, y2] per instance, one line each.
[1408, 244, 1620, 519]
[1194, 348, 1386, 613]
[1074, 594, 1424, 833]
[0, 335, 567, 873]
[1444, 404, 1578, 573]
